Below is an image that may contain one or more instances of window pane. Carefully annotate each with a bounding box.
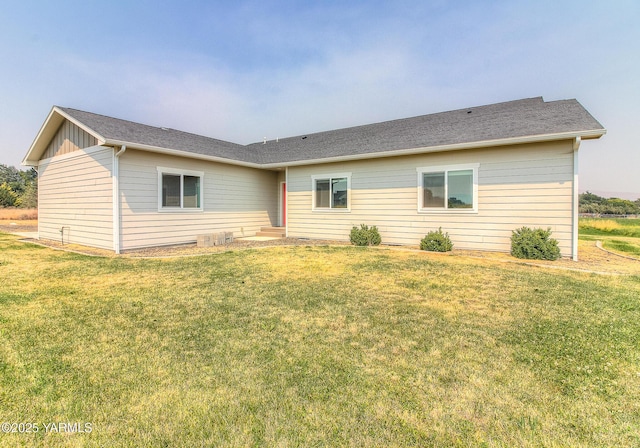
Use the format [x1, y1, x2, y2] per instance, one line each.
[162, 174, 181, 207]
[423, 172, 445, 207]
[183, 175, 200, 208]
[448, 169, 473, 208]
[332, 178, 348, 208]
[316, 179, 330, 208]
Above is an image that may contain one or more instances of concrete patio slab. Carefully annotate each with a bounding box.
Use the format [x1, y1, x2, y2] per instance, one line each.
[236, 236, 282, 242]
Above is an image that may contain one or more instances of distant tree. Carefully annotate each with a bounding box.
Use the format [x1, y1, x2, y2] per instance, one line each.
[0, 164, 38, 208]
[580, 191, 640, 214]
[604, 198, 640, 215]
[15, 182, 37, 208]
[0, 183, 18, 207]
[0, 164, 23, 193]
[579, 192, 605, 213]
[579, 191, 605, 205]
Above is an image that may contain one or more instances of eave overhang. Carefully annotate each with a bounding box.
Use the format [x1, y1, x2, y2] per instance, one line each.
[258, 128, 607, 169]
[101, 138, 266, 170]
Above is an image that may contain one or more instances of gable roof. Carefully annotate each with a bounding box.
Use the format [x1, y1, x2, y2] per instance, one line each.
[23, 106, 259, 166]
[23, 97, 605, 167]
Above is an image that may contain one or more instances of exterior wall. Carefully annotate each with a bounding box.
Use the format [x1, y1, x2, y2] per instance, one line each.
[118, 150, 278, 250]
[43, 120, 98, 160]
[286, 140, 575, 257]
[37, 146, 114, 249]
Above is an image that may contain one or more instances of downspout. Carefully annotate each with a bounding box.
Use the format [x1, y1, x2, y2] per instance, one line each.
[112, 145, 126, 254]
[572, 137, 581, 261]
[33, 166, 40, 241]
[285, 166, 289, 237]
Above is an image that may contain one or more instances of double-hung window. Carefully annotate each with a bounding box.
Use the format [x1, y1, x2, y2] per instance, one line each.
[312, 173, 351, 211]
[417, 164, 478, 213]
[157, 167, 204, 211]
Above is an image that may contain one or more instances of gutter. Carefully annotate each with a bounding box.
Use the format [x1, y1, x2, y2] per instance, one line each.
[112, 145, 126, 254]
[102, 128, 606, 171]
[103, 139, 266, 170]
[259, 129, 607, 169]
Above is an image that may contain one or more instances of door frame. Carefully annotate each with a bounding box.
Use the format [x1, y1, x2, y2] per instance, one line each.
[279, 181, 287, 227]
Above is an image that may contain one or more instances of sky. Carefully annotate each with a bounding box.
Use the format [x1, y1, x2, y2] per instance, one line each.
[1, 0, 638, 199]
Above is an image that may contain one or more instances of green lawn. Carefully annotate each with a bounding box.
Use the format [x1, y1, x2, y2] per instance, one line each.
[0, 233, 639, 447]
[579, 217, 640, 257]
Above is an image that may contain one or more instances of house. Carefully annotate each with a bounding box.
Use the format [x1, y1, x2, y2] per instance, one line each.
[22, 97, 605, 260]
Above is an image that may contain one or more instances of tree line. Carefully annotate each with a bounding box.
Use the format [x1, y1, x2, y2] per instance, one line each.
[0, 164, 37, 208]
[579, 191, 640, 215]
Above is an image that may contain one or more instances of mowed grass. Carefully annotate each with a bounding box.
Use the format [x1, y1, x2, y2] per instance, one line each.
[0, 234, 639, 447]
[580, 218, 640, 257]
[580, 218, 640, 238]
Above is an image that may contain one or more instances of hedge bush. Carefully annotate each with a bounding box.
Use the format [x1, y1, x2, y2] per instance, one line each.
[420, 228, 453, 252]
[510, 226, 561, 260]
[349, 224, 382, 246]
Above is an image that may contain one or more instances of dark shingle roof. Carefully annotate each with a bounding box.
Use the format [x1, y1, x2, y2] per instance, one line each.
[248, 97, 605, 164]
[58, 107, 260, 164]
[57, 97, 605, 167]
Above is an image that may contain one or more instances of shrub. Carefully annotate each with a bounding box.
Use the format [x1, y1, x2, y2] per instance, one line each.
[511, 226, 561, 260]
[349, 224, 382, 246]
[420, 228, 453, 252]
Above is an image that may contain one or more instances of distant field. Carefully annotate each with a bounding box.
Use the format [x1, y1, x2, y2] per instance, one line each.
[0, 208, 37, 220]
[579, 217, 640, 257]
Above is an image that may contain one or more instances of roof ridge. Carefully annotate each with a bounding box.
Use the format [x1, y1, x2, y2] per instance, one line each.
[247, 97, 548, 146]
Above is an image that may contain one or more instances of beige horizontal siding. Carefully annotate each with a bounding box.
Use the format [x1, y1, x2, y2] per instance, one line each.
[118, 150, 278, 250]
[37, 146, 114, 249]
[286, 140, 575, 257]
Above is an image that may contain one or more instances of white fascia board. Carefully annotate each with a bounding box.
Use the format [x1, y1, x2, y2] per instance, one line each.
[260, 129, 607, 169]
[102, 139, 265, 169]
[22, 107, 60, 166]
[54, 107, 107, 144]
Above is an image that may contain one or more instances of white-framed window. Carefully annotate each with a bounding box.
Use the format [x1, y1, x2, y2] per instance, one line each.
[157, 167, 204, 212]
[416, 164, 479, 213]
[311, 173, 351, 211]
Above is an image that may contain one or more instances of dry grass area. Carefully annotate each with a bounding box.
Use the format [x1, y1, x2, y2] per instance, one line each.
[0, 233, 638, 447]
[0, 208, 37, 233]
[16, 236, 639, 276]
[0, 208, 37, 221]
[455, 239, 639, 275]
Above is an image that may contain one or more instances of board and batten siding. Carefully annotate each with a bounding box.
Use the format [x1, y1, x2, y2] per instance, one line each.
[42, 120, 98, 160]
[37, 146, 114, 249]
[286, 140, 575, 257]
[118, 150, 278, 250]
